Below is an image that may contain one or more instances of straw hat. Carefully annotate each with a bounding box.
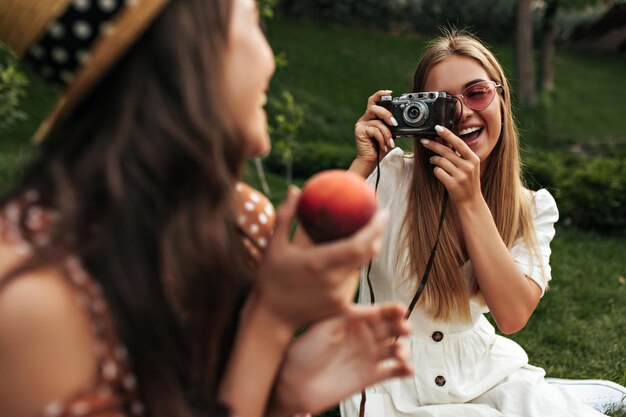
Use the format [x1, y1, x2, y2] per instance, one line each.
[0, 0, 170, 142]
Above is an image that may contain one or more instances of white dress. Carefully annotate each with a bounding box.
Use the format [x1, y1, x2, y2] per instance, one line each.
[340, 148, 606, 417]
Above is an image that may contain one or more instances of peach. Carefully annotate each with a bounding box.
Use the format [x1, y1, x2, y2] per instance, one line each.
[297, 170, 377, 243]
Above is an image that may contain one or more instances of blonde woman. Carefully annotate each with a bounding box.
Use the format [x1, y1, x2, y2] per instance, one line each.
[341, 30, 606, 416]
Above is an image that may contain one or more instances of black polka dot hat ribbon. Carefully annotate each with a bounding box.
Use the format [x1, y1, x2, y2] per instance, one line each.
[24, 0, 129, 88]
[0, 0, 169, 142]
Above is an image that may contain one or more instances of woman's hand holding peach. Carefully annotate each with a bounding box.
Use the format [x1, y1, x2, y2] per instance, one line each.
[255, 187, 388, 331]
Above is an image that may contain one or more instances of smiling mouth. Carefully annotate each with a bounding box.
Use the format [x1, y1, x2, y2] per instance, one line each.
[459, 126, 483, 142]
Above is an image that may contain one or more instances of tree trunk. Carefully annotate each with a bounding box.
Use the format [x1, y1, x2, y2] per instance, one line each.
[516, 0, 536, 106]
[540, 0, 559, 92]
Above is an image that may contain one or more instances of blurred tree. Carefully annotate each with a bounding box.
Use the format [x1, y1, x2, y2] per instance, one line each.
[258, 0, 278, 18]
[407, 0, 517, 41]
[539, 0, 604, 93]
[277, 0, 395, 30]
[277, 0, 518, 42]
[268, 91, 304, 186]
[516, 0, 536, 107]
[540, 0, 559, 92]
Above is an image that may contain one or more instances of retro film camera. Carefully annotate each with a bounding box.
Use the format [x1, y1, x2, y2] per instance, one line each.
[378, 92, 458, 138]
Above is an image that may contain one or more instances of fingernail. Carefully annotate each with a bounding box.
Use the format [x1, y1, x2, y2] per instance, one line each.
[434, 125, 444, 133]
[385, 89, 393, 93]
[420, 139, 430, 145]
[390, 117, 398, 127]
[390, 138, 396, 148]
[287, 185, 301, 197]
[384, 145, 389, 153]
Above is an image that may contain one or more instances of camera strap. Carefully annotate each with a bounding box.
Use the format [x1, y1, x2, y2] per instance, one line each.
[358, 144, 449, 417]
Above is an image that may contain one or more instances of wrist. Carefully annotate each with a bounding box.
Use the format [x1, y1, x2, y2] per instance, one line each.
[241, 291, 296, 344]
[455, 196, 490, 222]
[455, 193, 489, 214]
[266, 368, 307, 417]
[349, 158, 376, 178]
[218, 292, 295, 415]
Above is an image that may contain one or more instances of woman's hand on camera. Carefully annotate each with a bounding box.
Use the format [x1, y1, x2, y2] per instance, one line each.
[267, 304, 413, 417]
[352, 90, 398, 176]
[421, 125, 482, 206]
[255, 187, 388, 331]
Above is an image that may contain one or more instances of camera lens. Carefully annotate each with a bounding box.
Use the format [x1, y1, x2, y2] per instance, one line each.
[403, 101, 429, 127]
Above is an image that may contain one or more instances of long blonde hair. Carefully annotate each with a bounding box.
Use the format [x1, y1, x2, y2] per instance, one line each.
[403, 29, 538, 321]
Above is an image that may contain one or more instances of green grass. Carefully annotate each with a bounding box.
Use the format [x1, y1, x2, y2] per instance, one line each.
[515, 50, 626, 153]
[267, 20, 425, 149]
[0, 18, 624, 417]
[266, 18, 626, 156]
[511, 226, 626, 382]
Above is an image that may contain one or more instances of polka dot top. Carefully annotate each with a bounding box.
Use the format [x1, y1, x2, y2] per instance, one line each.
[234, 182, 276, 269]
[0, 184, 277, 417]
[0, 191, 144, 417]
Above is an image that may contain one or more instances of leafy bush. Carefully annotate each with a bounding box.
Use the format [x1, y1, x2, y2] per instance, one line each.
[402, 0, 517, 41]
[277, 0, 397, 30]
[523, 152, 579, 193]
[524, 152, 626, 233]
[0, 47, 28, 131]
[559, 157, 626, 233]
[265, 141, 354, 178]
[277, 0, 517, 41]
[267, 90, 305, 185]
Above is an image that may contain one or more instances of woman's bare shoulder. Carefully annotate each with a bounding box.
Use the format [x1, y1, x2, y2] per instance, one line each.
[0, 250, 98, 417]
